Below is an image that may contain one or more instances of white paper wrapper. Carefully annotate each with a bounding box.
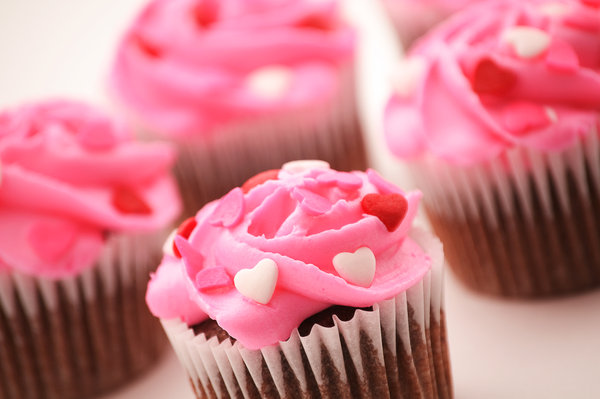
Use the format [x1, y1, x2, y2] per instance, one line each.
[161, 228, 452, 399]
[138, 65, 367, 219]
[0, 229, 169, 399]
[410, 130, 600, 297]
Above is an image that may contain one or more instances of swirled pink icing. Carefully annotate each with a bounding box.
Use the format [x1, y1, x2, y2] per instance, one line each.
[385, 0, 600, 165]
[0, 100, 181, 279]
[146, 162, 431, 349]
[111, 0, 355, 138]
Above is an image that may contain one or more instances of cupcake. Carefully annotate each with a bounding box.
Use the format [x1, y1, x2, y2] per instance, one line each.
[110, 0, 368, 218]
[380, 0, 473, 47]
[0, 100, 181, 398]
[384, 0, 600, 298]
[146, 160, 452, 398]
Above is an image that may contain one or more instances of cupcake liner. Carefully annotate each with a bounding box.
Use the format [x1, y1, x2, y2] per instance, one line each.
[0, 229, 169, 399]
[150, 66, 367, 218]
[412, 130, 600, 297]
[161, 228, 452, 399]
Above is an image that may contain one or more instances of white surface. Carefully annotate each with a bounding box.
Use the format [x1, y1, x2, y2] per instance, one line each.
[1, 1, 600, 398]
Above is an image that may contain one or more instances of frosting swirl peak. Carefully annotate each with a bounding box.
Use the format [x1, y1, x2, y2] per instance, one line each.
[111, 0, 355, 137]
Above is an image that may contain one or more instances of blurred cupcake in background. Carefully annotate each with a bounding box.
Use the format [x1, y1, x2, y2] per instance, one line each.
[380, 0, 474, 48]
[110, 0, 368, 218]
[384, 0, 600, 298]
[0, 100, 181, 398]
[146, 160, 452, 399]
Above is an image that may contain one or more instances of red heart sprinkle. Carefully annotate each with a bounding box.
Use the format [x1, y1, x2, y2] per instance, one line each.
[192, 0, 219, 28]
[195, 267, 233, 292]
[296, 15, 332, 31]
[173, 217, 198, 258]
[112, 187, 152, 215]
[472, 58, 518, 95]
[361, 193, 408, 232]
[242, 169, 280, 193]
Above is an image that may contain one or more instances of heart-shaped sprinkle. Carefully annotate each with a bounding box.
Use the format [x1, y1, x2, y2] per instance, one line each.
[175, 236, 205, 277]
[316, 172, 363, 190]
[162, 229, 177, 257]
[282, 160, 330, 175]
[246, 66, 292, 100]
[296, 14, 331, 31]
[28, 220, 78, 262]
[472, 58, 518, 95]
[361, 193, 408, 232]
[501, 101, 555, 136]
[209, 187, 244, 227]
[172, 217, 198, 258]
[112, 187, 152, 215]
[545, 40, 579, 73]
[392, 57, 427, 97]
[292, 187, 332, 216]
[78, 117, 117, 151]
[234, 258, 278, 305]
[502, 27, 551, 59]
[581, 0, 600, 7]
[192, 0, 219, 28]
[332, 247, 376, 288]
[195, 267, 233, 292]
[241, 169, 279, 193]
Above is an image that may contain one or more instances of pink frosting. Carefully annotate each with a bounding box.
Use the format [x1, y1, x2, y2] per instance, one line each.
[111, 0, 355, 138]
[385, 0, 600, 165]
[0, 100, 181, 279]
[146, 163, 431, 349]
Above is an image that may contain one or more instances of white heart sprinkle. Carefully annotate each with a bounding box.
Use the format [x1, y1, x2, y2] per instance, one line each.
[162, 229, 177, 257]
[246, 66, 293, 100]
[234, 259, 279, 305]
[539, 3, 569, 16]
[392, 57, 427, 97]
[502, 27, 551, 59]
[332, 247, 376, 288]
[282, 160, 330, 175]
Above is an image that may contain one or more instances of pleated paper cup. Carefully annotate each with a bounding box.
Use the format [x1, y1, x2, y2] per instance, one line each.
[160, 228, 452, 399]
[412, 130, 600, 298]
[0, 229, 169, 399]
[140, 66, 367, 220]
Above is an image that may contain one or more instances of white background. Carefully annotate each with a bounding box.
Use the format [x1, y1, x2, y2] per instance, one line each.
[1, 1, 600, 398]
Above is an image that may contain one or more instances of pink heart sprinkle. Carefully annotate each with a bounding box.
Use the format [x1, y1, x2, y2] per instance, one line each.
[316, 172, 363, 190]
[545, 40, 579, 73]
[209, 187, 245, 227]
[195, 267, 233, 292]
[175, 236, 205, 277]
[501, 102, 553, 136]
[28, 220, 78, 262]
[292, 187, 331, 216]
